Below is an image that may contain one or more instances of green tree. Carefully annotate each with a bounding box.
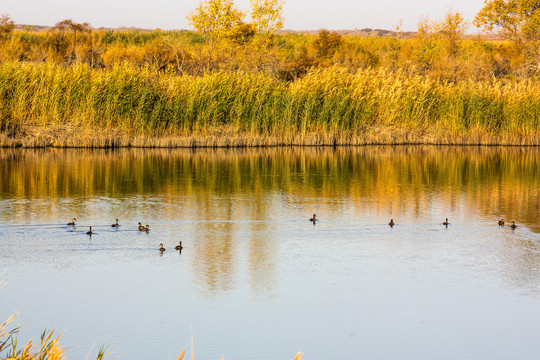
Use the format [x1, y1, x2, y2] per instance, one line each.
[187, 0, 245, 39]
[474, 0, 540, 42]
[250, 0, 285, 32]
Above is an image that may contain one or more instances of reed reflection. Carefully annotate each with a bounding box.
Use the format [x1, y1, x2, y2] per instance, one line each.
[0, 146, 539, 294]
[191, 198, 237, 295]
[1, 146, 539, 226]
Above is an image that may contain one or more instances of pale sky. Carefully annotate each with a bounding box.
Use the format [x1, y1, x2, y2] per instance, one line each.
[3, 0, 485, 31]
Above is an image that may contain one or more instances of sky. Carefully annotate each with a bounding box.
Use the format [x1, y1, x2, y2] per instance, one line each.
[3, 0, 486, 31]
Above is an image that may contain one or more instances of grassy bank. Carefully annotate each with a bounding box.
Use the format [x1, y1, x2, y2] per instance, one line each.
[0, 62, 539, 147]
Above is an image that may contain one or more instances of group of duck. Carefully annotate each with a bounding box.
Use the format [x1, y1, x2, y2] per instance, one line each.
[66, 218, 183, 252]
[309, 214, 518, 229]
[65, 214, 519, 251]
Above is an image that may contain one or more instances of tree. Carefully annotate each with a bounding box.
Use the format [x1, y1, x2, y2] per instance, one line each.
[417, 9, 468, 41]
[474, 0, 540, 42]
[0, 14, 15, 37]
[250, 0, 285, 32]
[187, 0, 245, 38]
[228, 22, 256, 44]
[436, 9, 468, 44]
[54, 19, 92, 33]
[312, 29, 342, 58]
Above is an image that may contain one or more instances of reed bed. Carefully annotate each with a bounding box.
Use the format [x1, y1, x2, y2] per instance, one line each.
[0, 62, 539, 147]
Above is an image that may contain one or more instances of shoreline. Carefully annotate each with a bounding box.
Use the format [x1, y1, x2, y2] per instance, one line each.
[1, 125, 539, 148]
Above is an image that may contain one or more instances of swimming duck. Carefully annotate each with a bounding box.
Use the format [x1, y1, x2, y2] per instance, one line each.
[498, 219, 505, 227]
[140, 224, 150, 232]
[67, 218, 77, 226]
[175, 241, 183, 250]
[111, 219, 119, 227]
[138, 222, 145, 231]
[159, 243, 165, 252]
[443, 218, 449, 226]
[510, 221, 517, 229]
[388, 219, 394, 227]
[309, 214, 317, 222]
[86, 226, 93, 235]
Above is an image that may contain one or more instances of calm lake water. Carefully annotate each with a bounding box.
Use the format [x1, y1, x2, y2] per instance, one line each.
[0, 146, 539, 360]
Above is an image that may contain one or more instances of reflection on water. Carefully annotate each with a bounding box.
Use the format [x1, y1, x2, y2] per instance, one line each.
[1, 146, 540, 292]
[1, 146, 538, 226]
[0, 146, 540, 359]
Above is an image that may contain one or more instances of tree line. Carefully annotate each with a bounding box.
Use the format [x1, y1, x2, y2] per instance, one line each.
[0, 0, 538, 81]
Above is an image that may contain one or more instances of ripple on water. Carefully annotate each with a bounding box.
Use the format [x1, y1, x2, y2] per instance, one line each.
[1, 146, 540, 359]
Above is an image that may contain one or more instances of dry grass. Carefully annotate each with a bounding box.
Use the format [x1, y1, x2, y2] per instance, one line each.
[1, 124, 539, 148]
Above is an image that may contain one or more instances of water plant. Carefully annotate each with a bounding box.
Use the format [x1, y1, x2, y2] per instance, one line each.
[0, 62, 538, 147]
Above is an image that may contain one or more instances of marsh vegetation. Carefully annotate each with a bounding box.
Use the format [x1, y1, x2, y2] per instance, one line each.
[0, 0, 539, 146]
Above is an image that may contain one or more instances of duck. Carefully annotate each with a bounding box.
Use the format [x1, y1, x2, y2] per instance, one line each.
[309, 214, 317, 222]
[510, 221, 517, 229]
[138, 222, 145, 231]
[111, 219, 120, 227]
[86, 226, 93, 235]
[143, 224, 150, 232]
[443, 218, 449, 226]
[388, 219, 394, 227]
[159, 243, 165, 252]
[498, 219, 505, 227]
[175, 241, 183, 250]
[67, 218, 77, 226]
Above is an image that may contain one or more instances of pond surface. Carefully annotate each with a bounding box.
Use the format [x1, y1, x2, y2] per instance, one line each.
[0, 146, 539, 360]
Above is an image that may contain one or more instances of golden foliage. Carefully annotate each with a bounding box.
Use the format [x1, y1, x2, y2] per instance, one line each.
[187, 0, 245, 39]
[250, 0, 285, 32]
[474, 0, 540, 41]
[0, 14, 15, 37]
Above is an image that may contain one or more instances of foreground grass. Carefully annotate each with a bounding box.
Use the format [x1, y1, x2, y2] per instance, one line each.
[1, 313, 303, 359]
[0, 62, 539, 147]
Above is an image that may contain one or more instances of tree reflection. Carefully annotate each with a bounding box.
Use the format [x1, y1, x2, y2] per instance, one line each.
[0, 146, 538, 294]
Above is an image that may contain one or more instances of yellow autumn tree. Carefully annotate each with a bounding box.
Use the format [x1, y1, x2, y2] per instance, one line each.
[187, 0, 245, 38]
[435, 9, 468, 43]
[0, 14, 15, 38]
[417, 9, 468, 41]
[474, 0, 540, 42]
[250, 0, 285, 32]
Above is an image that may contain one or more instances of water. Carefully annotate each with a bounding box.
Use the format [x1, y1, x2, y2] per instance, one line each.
[0, 146, 539, 359]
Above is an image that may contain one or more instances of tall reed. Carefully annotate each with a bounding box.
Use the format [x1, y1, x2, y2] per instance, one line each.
[0, 62, 539, 145]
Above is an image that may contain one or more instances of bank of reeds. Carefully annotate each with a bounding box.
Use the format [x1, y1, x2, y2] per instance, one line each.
[0, 62, 539, 147]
